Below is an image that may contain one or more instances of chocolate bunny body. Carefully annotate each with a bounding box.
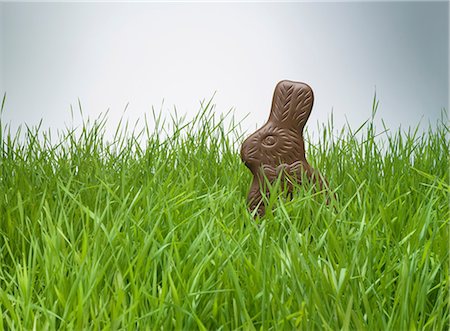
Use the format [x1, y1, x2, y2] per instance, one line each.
[241, 80, 326, 216]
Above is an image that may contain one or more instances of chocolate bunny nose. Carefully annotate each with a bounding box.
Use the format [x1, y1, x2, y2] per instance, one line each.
[241, 80, 327, 216]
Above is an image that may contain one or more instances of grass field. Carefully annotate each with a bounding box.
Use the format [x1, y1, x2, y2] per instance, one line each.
[0, 95, 448, 330]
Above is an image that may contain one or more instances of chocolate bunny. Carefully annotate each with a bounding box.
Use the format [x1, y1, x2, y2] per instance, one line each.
[241, 80, 328, 216]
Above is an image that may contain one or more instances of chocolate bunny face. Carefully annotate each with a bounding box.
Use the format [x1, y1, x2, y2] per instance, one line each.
[240, 80, 317, 216]
[241, 80, 314, 172]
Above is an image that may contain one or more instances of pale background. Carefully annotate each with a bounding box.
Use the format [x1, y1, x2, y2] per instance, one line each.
[0, 1, 448, 139]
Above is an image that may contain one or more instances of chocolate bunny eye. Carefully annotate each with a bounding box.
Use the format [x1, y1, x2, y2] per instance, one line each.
[261, 134, 276, 147]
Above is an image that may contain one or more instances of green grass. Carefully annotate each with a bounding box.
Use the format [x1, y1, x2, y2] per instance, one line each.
[0, 94, 448, 330]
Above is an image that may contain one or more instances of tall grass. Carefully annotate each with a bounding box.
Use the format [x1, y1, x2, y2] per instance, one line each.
[0, 95, 448, 330]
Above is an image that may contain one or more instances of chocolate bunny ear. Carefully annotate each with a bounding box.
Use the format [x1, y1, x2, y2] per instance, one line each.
[269, 80, 314, 132]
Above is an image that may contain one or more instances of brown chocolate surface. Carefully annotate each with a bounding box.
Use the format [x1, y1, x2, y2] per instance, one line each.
[241, 80, 327, 216]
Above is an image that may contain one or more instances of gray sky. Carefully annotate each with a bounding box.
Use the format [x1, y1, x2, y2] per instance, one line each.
[0, 2, 448, 138]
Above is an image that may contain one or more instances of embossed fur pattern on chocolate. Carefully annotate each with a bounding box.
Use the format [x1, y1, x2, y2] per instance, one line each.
[241, 80, 326, 216]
